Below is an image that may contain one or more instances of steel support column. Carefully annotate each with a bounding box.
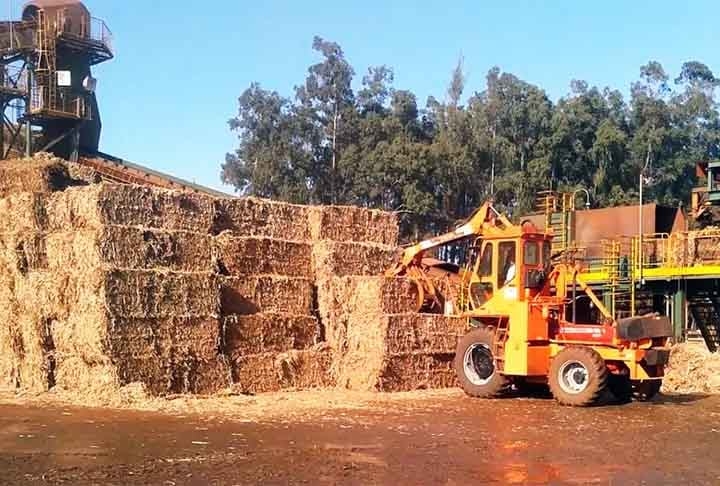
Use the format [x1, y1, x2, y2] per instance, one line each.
[673, 285, 686, 340]
[25, 62, 33, 157]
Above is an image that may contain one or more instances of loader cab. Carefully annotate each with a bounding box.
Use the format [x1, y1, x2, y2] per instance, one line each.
[468, 230, 552, 308]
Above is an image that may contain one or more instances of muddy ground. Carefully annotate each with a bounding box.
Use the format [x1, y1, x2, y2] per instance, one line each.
[0, 389, 718, 485]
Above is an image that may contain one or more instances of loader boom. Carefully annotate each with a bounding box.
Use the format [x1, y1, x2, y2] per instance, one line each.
[386, 201, 514, 276]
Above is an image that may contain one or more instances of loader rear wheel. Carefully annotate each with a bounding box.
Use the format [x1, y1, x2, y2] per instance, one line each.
[549, 347, 608, 406]
[455, 327, 508, 398]
[632, 380, 662, 401]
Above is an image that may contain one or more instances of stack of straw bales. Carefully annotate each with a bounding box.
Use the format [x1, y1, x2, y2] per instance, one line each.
[317, 276, 467, 391]
[1, 155, 468, 398]
[0, 163, 230, 396]
[0, 158, 77, 392]
[215, 197, 328, 393]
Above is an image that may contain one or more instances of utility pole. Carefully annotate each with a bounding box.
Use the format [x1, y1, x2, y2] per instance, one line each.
[490, 126, 496, 196]
[638, 142, 652, 290]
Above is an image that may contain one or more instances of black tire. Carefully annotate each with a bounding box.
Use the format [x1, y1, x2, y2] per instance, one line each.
[632, 380, 662, 401]
[454, 327, 508, 398]
[548, 346, 608, 406]
[607, 374, 633, 404]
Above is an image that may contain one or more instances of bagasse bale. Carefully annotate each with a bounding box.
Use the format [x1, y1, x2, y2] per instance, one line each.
[0, 156, 72, 197]
[38, 269, 218, 322]
[214, 197, 311, 241]
[695, 235, 720, 263]
[46, 183, 216, 232]
[230, 345, 334, 394]
[224, 313, 319, 358]
[308, 205, 399, 246]
[0, 232, 47, 275]
[323, 275, 466, 391]
[376, 353, 457, 392]
[52, 313, 229, 395]
[0, 193, 47, 232]
[108, 317, 228, 395]
[220, 276, 314, 315]
[0, 274, 57, 392]
[0, 319, 17, 390]
[317, 276, 422, 351]
[104, 270, 219, 318]
[335, 313, 466, 391]
[313, 241, 395, 278]
[65, 159, 101, 185]
[214, 235, 313, 277]
[46, 227, 213, 273]
[384, 314, 467, 355]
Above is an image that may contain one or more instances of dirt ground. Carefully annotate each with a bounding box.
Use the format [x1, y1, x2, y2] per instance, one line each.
[0, 389, 718, 485]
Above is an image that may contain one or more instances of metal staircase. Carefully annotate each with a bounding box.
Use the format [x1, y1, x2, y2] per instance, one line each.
[688, 297, 720, 352]
[537, 191, 574, 257]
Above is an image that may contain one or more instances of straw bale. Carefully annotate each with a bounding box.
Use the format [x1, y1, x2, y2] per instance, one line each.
[0, 155, 72, 197]
[384, 314, 466, 355]
[0, 275, 19, 390]
[52, 356, 119, 396]
[0, 192, 47, 232]
[214, 235, 313, 277]
[46, 227, 213, 273]
[322, 273, 466, 390]
[103, 270, 219, 318]
[220, 275, 314, 316]
[224, 313, 319, 359]
[42, 269, 219, 319]
[0, 232, 47, 275]
[65, 160, 101, 185]
[695, 236, 720, 263]
[0, 270, 63, 392]
[308, 205, 399, 246]
[109, 317, 228, 395]
[0, 320, 17, 390]
[312, 241, 395, 278]
[11, 311, 54, 392]
[214, 197, 311, 241]
[664, 343, 720, 394]
[46, 183, 216, 232]
[52, 313, 229, 395]
[375, 353, 457, 392]
[336, 313, 464, 391]
[317, 276, 422, 351]
[230, 344, 334, 394]
[50, 307, 110, 366]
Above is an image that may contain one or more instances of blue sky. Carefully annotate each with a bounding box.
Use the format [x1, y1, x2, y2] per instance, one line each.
[23, 0, 717, 193]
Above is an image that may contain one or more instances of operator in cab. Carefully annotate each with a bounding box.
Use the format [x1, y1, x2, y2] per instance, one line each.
[502, 250, 516, 287]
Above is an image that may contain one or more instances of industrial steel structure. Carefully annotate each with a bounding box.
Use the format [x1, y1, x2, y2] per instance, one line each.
[0, 1, 226, 196]
[538, 191, 720, 353]
[0, 0, 112, 160]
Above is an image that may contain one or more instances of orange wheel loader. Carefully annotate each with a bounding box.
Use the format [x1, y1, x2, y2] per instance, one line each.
[387, 201, 672, 406]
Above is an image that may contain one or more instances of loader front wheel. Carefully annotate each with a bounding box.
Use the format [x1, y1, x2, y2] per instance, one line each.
[455, 327, 508, 398]
[549, 347, 608, 406]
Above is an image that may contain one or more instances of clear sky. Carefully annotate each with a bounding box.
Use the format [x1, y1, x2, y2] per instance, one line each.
[19, 0, 717, 193]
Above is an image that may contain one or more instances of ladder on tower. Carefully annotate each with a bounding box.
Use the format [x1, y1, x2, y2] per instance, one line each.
[601, 239, 632, 319]
[493, 317, 509, 372]
[33, 9, 58, 114]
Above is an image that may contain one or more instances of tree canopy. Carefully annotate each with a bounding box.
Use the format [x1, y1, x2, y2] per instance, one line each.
[222, 37, 720, 239]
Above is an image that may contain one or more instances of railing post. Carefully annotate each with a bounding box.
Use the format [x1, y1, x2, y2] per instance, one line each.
[673, 287, 686, 341]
